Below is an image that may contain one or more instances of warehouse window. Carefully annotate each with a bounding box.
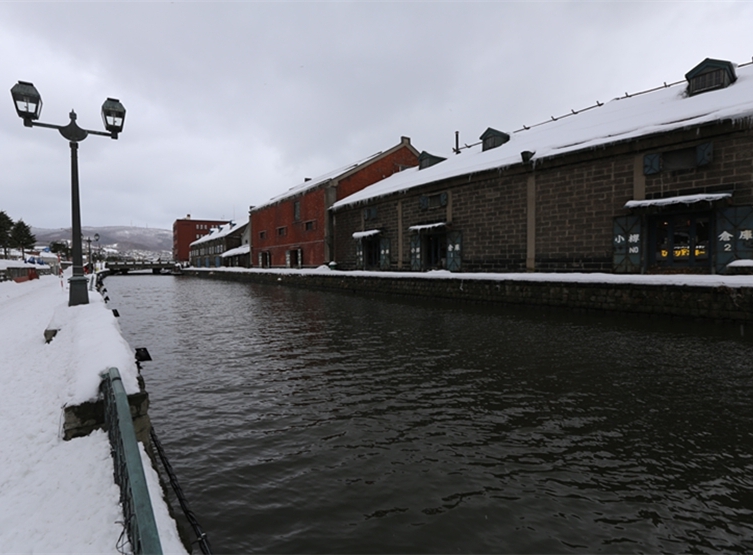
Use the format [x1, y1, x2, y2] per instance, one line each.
[650, 213, 711, 267]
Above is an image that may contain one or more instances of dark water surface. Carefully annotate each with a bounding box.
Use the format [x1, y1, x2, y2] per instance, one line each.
[105, 275, 753, 554]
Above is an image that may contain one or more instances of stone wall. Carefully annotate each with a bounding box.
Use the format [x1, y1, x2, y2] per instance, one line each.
[184, 269, 753, 323]
[331, 120, 753, 274]
[62, 387, 152, 445]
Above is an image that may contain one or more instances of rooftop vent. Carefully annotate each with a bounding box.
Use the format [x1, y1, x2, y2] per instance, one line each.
[479, 127, 510, 152]
[418, 151, 446, 170]
[685, 58, 736, 96]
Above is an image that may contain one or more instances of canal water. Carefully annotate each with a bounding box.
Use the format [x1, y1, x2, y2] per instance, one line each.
[105, 274, 753, 554]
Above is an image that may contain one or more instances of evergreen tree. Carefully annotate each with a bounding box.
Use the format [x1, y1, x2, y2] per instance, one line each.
[49, 240, 71, 260]
[10, 219, 35, 258]
[0, 211, 12, 259]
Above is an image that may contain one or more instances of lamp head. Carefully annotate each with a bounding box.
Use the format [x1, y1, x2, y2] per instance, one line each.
[101, 97, 126, 138]
[10, 81, 42, 125]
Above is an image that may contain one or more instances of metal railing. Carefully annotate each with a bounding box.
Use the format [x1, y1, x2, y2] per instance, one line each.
[101, 367, 163, 555]
[151, 426, 212, 554]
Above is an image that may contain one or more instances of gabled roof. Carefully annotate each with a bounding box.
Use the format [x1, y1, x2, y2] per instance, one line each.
[418, 151, 446, 169]
[479, 127, 510, 142]
[252, 137, 418, 212]
[333, 59, 753, 210]
[190, 220, 247, 247]
[685, 58, 737, 82]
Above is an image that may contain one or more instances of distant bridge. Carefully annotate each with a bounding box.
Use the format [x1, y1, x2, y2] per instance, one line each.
[105, 260, 179, 274]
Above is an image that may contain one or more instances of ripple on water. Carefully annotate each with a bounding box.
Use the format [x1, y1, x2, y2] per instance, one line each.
[106, 276, 753, 554]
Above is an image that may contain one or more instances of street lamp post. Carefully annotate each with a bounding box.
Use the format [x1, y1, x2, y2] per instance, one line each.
[94, 232, 100, 270]
[85, 236, 93, 274]
[10, 81, 125, 306]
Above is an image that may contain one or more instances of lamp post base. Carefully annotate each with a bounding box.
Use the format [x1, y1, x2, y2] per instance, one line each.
[68, 276, 90, 306]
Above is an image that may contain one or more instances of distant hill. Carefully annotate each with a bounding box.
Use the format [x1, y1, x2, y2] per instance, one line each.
[32, 226, 172, 253]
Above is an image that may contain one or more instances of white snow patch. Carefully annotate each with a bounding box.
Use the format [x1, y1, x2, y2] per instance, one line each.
[222, 244, 251, 257]
[624, 193, 731, 209]
[729, 259, 753, 267]
[188, 265, 753, 288]
[352, 229, 381, 239]
[408, 222, 447, 231]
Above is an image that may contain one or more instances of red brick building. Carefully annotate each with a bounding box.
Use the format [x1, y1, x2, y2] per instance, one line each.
[172, 215, 229, 262]
[251, 137, 419, 268]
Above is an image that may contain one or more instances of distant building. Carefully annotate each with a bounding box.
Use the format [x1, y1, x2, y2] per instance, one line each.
[332, 58, 753, 275]
[189, 221, 246, 268]
[222, 220, 251, 268]
[250, 136, 420, 268]
[172, 215, 229, 262]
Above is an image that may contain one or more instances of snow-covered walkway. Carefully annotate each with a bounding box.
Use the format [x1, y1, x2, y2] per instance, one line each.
[0, 275, 186, 553]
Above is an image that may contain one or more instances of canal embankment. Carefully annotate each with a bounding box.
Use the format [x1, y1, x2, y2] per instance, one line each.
[183, 266, 753, 323]
[0, 273, 186, 553]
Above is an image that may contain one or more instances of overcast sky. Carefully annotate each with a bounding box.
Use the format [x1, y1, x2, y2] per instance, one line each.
[1, 1, 751, 232]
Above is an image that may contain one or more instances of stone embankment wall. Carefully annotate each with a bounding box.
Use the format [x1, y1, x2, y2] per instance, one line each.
[62, 389, 151, 444]
[184, 269, 753, 323]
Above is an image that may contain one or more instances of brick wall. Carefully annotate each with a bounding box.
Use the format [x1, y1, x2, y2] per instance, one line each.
[534, 154, 635, 271]
[252, 187, 327, 267]
[337, 145, 419, 201]
[252, 141, 419, 268]
[643, 123, 753, 203]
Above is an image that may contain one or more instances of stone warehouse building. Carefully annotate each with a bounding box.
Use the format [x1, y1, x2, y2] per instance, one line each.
[189, 220, 246, 268]
[250, 137, 419, 268]
[331, 58, 753, 274]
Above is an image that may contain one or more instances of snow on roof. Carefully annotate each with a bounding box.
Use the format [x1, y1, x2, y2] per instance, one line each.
[408, 222, 447, 231]
[352, 229, 381, 239]
[252, 149, 386, 211]
[0, 259, 37, 270]
[221, 244, 251, 257]
[333, 61, 753, 210]
[624, 193, 731, 209]
[190, 220, 247, 247]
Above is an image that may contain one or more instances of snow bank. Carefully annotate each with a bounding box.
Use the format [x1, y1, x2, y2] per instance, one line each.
[189, 265, 753, 288]
[0, 274, 186, 553]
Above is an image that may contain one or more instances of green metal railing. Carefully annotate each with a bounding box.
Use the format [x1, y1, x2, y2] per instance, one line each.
[101, 367, 163, 555]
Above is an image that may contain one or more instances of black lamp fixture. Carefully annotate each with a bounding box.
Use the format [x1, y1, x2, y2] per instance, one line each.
[10, 80, 126, 306]
[10, 81, 42, 123]
[101, 97, 126, 138]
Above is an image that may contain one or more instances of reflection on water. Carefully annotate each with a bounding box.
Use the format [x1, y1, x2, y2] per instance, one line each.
[106, 275, 753, 554]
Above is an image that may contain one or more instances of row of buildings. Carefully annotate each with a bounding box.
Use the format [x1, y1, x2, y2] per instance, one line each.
[174, 57, 753, 275]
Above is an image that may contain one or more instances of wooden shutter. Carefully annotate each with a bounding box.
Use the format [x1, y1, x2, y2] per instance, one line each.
[355, 238, 364, 270]
[446, 230, 462, 272]
[696, 142, 713, 167]
[715, 206, 753, 273]
[613, 215, 642, 273]
[379, 237, 390, 270]
[643, 153, 661, 175]
[410, 234, 422, 271]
